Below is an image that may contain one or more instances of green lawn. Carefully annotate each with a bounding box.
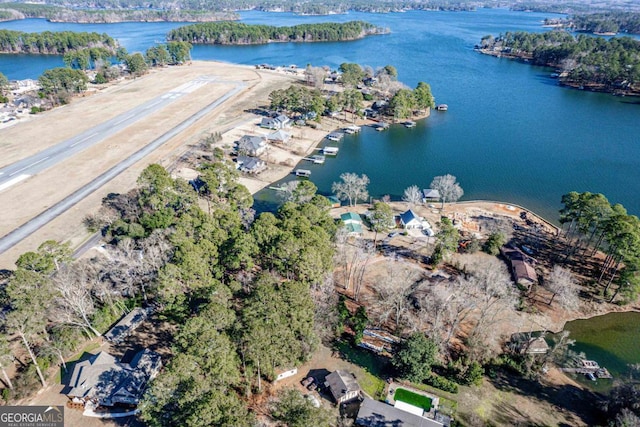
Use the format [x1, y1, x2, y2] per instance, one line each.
[394, 388, 432, 412]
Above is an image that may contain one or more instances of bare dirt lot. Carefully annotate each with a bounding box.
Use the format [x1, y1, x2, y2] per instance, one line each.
[0, 61, 305, 268]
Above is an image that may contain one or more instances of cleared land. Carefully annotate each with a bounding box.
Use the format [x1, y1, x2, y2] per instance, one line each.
[0, 61, 304, 268]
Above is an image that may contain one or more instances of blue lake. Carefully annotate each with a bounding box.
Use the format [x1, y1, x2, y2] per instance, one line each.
[1, 9, 640, 221]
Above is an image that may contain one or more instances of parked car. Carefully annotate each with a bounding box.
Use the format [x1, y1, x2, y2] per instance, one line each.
[301, 377, 314, 387]
[388, 231, 399, 238]
[307, 383, 317, 391]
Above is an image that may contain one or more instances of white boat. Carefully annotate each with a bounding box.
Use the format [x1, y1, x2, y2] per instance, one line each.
[295, 169, 311, 177]
[404, 120, 416, 128]
[323, 147, 339, 156]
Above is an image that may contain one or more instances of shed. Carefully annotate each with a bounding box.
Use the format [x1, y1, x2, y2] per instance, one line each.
[324, 370, 361, 404]
[422, 189, 441, 203]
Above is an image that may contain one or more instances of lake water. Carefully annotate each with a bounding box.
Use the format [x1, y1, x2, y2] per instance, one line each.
[1, 9, 640, 221]
[561, 311, 640, 392]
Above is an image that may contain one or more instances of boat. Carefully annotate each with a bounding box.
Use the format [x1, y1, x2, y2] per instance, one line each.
[404, 120, 416, 128]
[436, 104, 448, 111]
[311, 155, 325, 164]
[295, 169, 311, 177]
[322, 147, 339, 156]
[586, 372, 596, 381]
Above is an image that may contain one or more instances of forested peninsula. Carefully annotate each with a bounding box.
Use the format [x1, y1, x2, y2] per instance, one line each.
[477, 31, 640, 95]
[167, 21, 388, 45]
[0, 29, 117, 54]
[0, 2, 237, 23]
[544, 12, 640, 35]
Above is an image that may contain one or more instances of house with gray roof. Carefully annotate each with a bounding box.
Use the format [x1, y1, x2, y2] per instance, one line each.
[324, 370, 361, 404]
[422, 189, 441, 203]
[237, 135, 268, 157]
[67, 349, 162, 409]
[236, 155, 266, 174]
[267, 129, 291, 144]
[356, 397, 445, 427]
[260, 114, 291, 130]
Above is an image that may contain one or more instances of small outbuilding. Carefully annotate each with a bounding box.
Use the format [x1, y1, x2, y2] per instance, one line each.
[340, 212, 364, 235]
[422, 189, 441, 203]
[324, 370, 361, 404]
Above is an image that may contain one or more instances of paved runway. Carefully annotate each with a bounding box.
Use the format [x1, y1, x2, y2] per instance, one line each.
[0, 80, 245, 255]
[0, 76, 217, 193]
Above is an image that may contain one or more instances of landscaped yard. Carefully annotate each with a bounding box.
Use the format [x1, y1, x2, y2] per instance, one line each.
[394, 388, 433, 412]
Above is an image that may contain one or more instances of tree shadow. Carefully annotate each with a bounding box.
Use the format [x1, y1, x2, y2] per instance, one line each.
[488, 370, 605, 426]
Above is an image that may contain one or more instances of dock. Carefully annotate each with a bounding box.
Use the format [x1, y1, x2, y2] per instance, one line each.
[373, 122, 389, 131]
[326, 131, 344, 142]
[295, 169, 312, 177]
[322, 146, 339, 156]
[560, 360, 613, 379]
[303, 155, 325, 164]
[344, 125, 361, 134]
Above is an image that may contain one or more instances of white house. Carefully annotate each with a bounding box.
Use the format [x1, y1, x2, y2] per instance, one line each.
[399, 209, 431, 230]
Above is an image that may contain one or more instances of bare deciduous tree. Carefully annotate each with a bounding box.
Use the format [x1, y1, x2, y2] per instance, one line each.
[546, 265, 580, 310]
[402, 185, 423, 208]
[331, 172, 369, 207]
[369, 259, 421, 330]
[51, 265, 101, 337]
[430, 174, 464, 209]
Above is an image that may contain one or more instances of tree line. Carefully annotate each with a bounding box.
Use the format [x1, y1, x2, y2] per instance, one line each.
[559, 191, 640, 303]
[2, 0, 480, 17]
[0, 3, 237, 23]
[546, 12, 640, 35]
[167, 21, 386, 45]
[478, 30, 640, 94]
[0, 29, 117, 54]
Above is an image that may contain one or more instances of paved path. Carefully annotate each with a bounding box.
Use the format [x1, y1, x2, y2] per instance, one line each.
[0, 77, 217, 193]
[0, 82, 245, 255]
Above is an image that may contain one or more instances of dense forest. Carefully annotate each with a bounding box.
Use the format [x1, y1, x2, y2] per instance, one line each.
[544, 12, 640, 35]
[0, 2, 237, 23]
[0, 29, 117, 54]
[167, 20, 387, 44]
[478, 31, 640, 95]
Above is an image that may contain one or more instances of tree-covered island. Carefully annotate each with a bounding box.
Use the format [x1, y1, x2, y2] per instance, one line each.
[477, 30, 640, 96]
[167, 21, 388, 45]
[0, 29, 118, 54]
